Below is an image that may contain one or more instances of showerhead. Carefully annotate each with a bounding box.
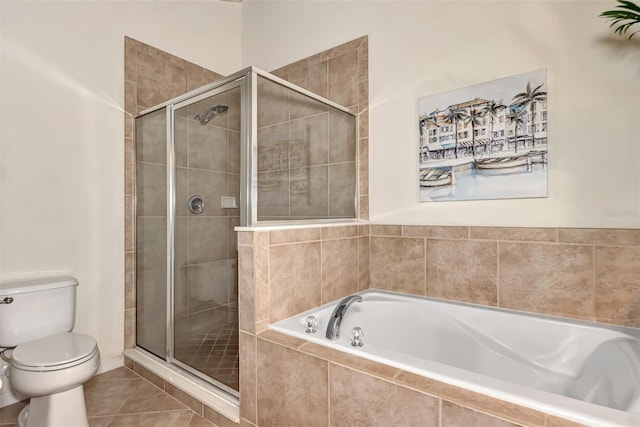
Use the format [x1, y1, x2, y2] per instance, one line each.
[194, 103, 229, 125]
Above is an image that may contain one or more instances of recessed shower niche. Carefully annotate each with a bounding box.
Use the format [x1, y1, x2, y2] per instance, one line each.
[134, 67, 357, 397]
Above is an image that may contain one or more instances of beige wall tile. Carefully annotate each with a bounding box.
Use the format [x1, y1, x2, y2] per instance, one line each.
[370, 236, 426, 295]
[257, 339, 328, 426]
[124, 37, 137, 83]
[187, 261, 229, 313]
[371, 224, 402, 236]
[258, 329, 308, 350]
[136, 50, 187, 111]
[427, 239, 498, 306]
[357, 37, 369, 81]
[135, 108, 167, 165]
[499, 243, 594, 319]
[330, 364, 439, 427]
[359, 137, 369, 196]
[269, 228, 321, 245]
[125, 253, 135, 310]
[441, 401, 520, 427]
[238, 232, 254, 246]
[395, 371, 546, 426]
[403, 225, 468, 239]
[300, 342, 399, 382]
[359, 236, 370, 290]
[239, 332, 257, 423]
[471, 226, 557, 242]
[257, 170, 289, 218]
[187, 169, 228, 217]
[257, 76, 289, 128]
[287, 61, 328, 98]
[328, 51, 359, 107]
[125, 80, 137, 116]
[358, 109, 368, 142]
[124, 308, 135, 349]
[329, 110, 356, 163]
[359, 195, 369, 220]
[187, 217, 229, 264]
[290, 166, 329, 217]
[322, 238, 359, 303]
[595, 246, 640, 327]
[238, 245, 255, 334]
[125, 195, 135, 253]
[124, 137, 134, 195]
[358, 80, 369, 115]
[254, 232, 270, 324]
[322, 225, 358, 240]
[136, 217, 166, 271]
[358, 224, 371, 236]
[136, 162, 166, 217]
[188, 123, 228, 172]
[269, 242, 321, 322]
[329, 162, 357, 217]
[290, 114, 329, 166]
[558, 228, 640, 246]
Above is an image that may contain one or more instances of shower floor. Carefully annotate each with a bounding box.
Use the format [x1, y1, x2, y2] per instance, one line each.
[174, 304, 239, 392]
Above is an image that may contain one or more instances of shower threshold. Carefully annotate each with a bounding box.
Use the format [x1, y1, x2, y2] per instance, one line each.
[123, 348, 239, 422]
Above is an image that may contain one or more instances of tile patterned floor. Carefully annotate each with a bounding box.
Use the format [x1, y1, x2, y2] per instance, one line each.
[0, 367, 220, 427]
[175, 320, 239, 391]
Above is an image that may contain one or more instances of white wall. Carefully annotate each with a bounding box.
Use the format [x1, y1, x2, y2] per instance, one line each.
[0, 0, 241, 371]
[242, 0, 640, 228]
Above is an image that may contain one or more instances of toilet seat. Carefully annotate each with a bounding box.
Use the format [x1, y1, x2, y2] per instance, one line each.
[11, 332, 98, 372]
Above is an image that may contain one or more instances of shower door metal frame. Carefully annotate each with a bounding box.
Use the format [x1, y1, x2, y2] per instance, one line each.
[135, 65, 359, 401]
[168, 78, 246, 398]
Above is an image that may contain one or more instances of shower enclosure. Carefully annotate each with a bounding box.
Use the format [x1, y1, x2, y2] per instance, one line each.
[135, 67, 357, 397]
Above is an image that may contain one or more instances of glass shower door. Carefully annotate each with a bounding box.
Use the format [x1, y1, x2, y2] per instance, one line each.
[171, 83, 241, 394]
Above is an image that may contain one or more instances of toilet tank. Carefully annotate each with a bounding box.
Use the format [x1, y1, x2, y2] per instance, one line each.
[0, 276, 78, 348]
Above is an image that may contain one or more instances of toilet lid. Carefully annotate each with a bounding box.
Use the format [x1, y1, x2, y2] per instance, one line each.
[12, 332, 97, 369]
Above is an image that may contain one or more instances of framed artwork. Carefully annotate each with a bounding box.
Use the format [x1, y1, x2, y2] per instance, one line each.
[418, 69, 548, 202]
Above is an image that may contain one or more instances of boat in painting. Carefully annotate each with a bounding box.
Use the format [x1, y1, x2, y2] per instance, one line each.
[420, 168, 454, 187]
[475, 155, 531, 170]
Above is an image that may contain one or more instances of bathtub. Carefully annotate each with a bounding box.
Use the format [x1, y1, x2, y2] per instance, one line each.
[271, 290, 640, 427]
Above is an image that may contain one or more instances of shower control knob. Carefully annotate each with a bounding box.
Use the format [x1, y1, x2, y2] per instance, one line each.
[188, 195, 205, 214]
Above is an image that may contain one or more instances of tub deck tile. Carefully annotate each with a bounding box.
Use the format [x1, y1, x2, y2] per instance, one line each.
[257, 329, 307, 349]
[299, 341, 400, 382]
[395, 371, 547, 427]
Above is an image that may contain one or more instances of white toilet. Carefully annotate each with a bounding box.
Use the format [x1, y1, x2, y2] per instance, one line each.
[0, 276, 100, 427]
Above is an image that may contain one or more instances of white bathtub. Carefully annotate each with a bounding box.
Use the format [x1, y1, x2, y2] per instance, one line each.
[271, 290, 640, 427]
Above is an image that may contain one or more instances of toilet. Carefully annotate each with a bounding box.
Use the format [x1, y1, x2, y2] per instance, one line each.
[0, 276, 100, 427]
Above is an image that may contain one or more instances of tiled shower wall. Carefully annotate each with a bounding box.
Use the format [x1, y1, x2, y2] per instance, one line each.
[270, 36, 369, 220]
[256, 77, 357, 220]
[124, 36, 224, 350]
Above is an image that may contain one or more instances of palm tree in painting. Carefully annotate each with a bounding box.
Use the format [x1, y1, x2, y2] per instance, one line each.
[443, 106, 467, 159]
[464, 106, 485, 157]
[482, 99, 505, 154]
[509, 109, 526, 153]
[418, 112, 439, 161]
[511, 82, 547, 148]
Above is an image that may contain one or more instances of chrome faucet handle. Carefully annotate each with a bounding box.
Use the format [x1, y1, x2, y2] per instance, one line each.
[305, 316, 318, 334]
[351, 327, 364, 347]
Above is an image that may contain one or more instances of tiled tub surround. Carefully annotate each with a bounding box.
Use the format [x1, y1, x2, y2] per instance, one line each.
[272, 290, 640, 426]
[237, 225, 640, 426]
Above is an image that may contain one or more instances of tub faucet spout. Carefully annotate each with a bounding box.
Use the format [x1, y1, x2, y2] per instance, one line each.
[326, 294, 363, 340]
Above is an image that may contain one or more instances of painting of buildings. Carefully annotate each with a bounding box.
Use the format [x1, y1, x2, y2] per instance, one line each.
[418, 69, 548, 202]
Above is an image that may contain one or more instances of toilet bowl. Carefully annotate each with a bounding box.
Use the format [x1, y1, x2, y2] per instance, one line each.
[0, 277, 100, 427]
[10, 332, 100, 427]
